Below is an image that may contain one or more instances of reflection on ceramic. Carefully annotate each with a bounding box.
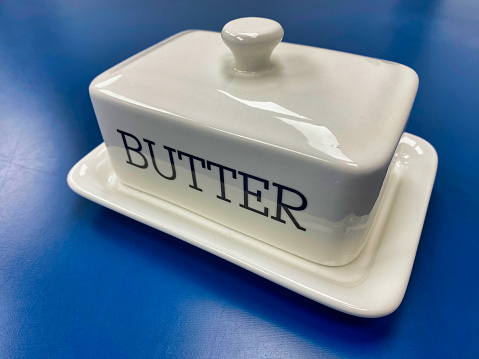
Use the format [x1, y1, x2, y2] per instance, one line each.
[86, 17, 421, 266]
[216, 90, 354, 163]
[275, 117, 355, 163]
[67, 133, 437, 317]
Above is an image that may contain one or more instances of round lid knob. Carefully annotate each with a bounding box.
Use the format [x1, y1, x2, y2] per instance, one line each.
[221, 17, 284, 73]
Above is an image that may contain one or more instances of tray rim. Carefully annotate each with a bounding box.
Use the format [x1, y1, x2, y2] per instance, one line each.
[67, 133, 437, 318]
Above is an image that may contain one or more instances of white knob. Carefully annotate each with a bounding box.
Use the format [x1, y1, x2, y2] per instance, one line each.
[221, 17, 284, 73]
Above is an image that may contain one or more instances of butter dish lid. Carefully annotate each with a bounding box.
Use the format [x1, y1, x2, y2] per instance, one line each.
[90, 17, 419, 169]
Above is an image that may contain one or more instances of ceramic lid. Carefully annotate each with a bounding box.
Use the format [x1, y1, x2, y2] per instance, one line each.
[91, 17, 418, 170]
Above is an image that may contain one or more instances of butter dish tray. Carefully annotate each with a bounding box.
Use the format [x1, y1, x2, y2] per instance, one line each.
[68, 133, 437, 318]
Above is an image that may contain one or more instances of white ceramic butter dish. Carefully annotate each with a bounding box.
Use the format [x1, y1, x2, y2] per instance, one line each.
[68, 18, 437, 316]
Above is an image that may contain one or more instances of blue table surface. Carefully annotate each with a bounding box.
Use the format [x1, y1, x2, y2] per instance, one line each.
[1, 0, 478, 357]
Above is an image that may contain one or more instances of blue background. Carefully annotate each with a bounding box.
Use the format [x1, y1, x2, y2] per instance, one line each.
[1, 0, 478, 357]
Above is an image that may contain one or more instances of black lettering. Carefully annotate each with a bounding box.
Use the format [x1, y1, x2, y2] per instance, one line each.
[271, 183, 307, 231]
[117, 129, 148, 169]
[238, 171, 269, 217]
[143, 139, 177, 180]
[177, 151, 206, 192]
[207, 161, 237, 203]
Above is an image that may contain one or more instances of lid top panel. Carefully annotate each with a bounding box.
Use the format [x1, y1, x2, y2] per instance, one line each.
[91, 29, 418, 169]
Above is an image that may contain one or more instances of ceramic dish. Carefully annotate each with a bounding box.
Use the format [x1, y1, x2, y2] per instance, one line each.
[68, 133, 437, 317]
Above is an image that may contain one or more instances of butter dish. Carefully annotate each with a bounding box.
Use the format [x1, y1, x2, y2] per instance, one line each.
[68, 18, 437, 316]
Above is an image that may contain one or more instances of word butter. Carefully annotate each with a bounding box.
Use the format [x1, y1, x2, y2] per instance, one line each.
[117, 129, 308, 232]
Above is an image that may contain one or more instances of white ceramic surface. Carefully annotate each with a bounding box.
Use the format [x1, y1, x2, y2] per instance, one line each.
[88, 18, 419, 265]
[68, 133, 437, 318]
